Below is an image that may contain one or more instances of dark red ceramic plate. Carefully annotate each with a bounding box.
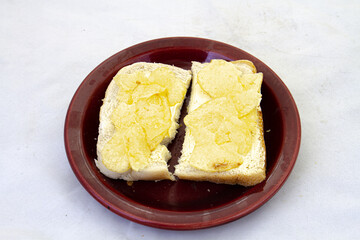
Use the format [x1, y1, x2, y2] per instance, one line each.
[64, 37, 301, 230]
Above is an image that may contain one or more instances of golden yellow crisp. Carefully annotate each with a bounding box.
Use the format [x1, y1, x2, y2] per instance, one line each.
[197, 59, 243, 98]
[185, 98, 257, 172]
[149, 67, 188, 106]
[184, 60, 263, 172]
[135, 94, 171, 150]
[102, 67, 185, 173]
[102, 124, 151, 173]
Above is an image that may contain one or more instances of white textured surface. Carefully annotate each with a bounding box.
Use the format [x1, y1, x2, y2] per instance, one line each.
[1, 0, 359, 239]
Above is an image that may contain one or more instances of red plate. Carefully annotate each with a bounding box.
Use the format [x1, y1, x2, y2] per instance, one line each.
[64, 37, 301, 230]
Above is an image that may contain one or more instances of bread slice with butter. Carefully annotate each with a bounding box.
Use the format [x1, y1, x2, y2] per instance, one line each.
[174, 59, 266, 186]
[96, 62, 191, 181]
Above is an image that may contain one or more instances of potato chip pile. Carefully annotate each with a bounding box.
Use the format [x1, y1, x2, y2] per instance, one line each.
[102, 68, 188, 173]
[184, 60, 263, 172]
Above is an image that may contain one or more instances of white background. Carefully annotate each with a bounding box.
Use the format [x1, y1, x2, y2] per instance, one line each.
[1, 0, 359, 239]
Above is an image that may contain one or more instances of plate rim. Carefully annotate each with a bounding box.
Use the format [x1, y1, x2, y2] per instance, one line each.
[64, 36, 301, 230]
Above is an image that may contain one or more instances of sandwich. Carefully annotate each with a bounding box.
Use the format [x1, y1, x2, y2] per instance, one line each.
[174, 59, 266, 186]
[96, 62, 191, 181]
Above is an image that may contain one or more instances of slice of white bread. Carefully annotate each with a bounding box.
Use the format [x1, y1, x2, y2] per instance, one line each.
[174, 60, 266, 186]
[96, 62, 191, 181]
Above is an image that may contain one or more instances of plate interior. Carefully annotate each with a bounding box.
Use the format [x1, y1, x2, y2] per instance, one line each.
[81, 48, 284, 211]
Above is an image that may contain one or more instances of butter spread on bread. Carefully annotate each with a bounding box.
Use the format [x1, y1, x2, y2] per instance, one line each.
[96, 62, 191, 181]
[174, 60, 266, 186]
